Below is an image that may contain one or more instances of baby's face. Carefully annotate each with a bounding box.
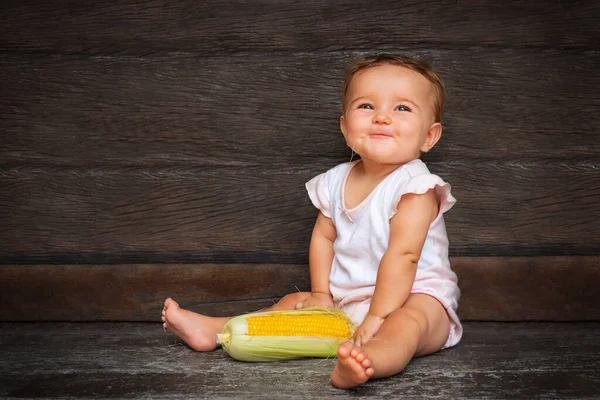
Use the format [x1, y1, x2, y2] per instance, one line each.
[341, 64, 439, 166]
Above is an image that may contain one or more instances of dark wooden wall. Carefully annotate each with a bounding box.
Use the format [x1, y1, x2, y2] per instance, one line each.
[1, 1, 599, 322]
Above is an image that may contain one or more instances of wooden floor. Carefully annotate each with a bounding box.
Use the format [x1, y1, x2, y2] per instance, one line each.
[1, 322, 599, 399]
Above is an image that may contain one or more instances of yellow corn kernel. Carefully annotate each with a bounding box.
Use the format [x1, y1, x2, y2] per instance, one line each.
[217, 308, 355, 362]
[246, 313, 352, 338]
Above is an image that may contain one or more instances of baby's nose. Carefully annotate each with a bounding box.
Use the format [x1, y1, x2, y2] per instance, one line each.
[373, 112, 391, 124]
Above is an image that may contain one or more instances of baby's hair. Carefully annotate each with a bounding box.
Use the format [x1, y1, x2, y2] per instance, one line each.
[341, 54, 446, 123]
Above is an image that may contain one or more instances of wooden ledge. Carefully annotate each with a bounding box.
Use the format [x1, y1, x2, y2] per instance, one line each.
[1, 256, 599, 321]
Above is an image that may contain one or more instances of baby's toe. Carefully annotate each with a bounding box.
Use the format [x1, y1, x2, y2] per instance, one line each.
[337, 341, 353, 358]
[361, 357, 372, 368]
[164, 298, 177, 309]
[355, 351, 366, 362]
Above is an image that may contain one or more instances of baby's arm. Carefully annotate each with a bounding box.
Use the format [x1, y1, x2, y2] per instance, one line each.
[296, 211, 337, 309]
[353, 189, 439, 345]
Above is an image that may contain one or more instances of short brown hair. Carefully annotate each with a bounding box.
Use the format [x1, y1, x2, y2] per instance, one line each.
[341, 54, 446, 122]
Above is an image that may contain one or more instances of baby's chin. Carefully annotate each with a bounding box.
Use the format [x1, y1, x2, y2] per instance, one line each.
[360, 143, 418, 165]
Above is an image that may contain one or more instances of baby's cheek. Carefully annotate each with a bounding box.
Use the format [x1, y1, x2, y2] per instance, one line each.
[348, 136, 365, 152]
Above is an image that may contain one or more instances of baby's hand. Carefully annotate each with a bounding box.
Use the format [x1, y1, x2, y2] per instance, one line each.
[353, 314, 385, 346]
[295, 292, 334, 310]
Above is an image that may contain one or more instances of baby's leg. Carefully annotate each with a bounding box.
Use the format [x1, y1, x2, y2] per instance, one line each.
[330, 293, 450, 389]
[162, 292, 310, 351]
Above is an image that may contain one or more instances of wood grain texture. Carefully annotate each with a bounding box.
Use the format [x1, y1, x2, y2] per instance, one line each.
[2, 49, 599, 166]
[0, 264, 310, 321]
[2, 161, 599, 261]
[1, 322, 599, 398]
[2, 0, 599, 330]
[1, 257, 598, 321]
[455, 257, 600, 321]
[0, 0, 597, 54]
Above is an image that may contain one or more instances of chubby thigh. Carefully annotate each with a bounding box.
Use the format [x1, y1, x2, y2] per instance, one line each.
[395, 293, 451, 356]
[342, 293, 451, 355]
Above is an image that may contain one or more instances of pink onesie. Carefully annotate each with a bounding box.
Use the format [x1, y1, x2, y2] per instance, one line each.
[305, 158, 462, 349]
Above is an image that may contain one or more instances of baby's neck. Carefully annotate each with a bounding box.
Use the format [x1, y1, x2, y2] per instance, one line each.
[356, 159, 407, 180]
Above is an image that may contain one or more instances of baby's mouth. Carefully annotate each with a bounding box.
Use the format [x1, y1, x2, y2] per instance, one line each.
[369, 133, 393, 139]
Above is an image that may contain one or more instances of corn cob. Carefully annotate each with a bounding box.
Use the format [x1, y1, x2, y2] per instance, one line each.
[216, 307, 355, 362]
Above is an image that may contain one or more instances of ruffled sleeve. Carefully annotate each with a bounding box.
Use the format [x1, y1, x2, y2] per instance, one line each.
[305, 173, 331, 218]
[392, 174, 456, 217]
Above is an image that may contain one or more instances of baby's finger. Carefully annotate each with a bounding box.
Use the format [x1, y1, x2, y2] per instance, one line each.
[354, 334, 362, 347]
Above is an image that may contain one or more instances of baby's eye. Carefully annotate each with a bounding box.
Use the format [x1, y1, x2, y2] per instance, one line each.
[358, 103, 374, 110]
[395, 104, 411, 112]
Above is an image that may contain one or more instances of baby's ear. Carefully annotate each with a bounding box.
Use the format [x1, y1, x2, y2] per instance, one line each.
[340, 115, 348, 141]
[421, 122, 442, 153]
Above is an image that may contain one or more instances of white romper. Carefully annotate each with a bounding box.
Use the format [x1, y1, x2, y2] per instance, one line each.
[306, 158, 462, 348]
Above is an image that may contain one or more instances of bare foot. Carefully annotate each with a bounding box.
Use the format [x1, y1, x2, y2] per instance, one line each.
[330, 341, 374, 389]
[161, 298, 227, 352]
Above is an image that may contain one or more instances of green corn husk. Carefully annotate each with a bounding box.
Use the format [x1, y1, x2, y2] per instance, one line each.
[216, 307, 355, 362]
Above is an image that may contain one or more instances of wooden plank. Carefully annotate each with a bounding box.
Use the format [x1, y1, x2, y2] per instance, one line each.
[2, 49, 599, 166]
[1, 322, 599, 398]
[0, 264, 311, 321]
[1, 161, 599, 261]
[455, 257, 600, 321]
[0, 165, 316, 260]
[0, 1, 597, 53]
[1, 257, 599, 321]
